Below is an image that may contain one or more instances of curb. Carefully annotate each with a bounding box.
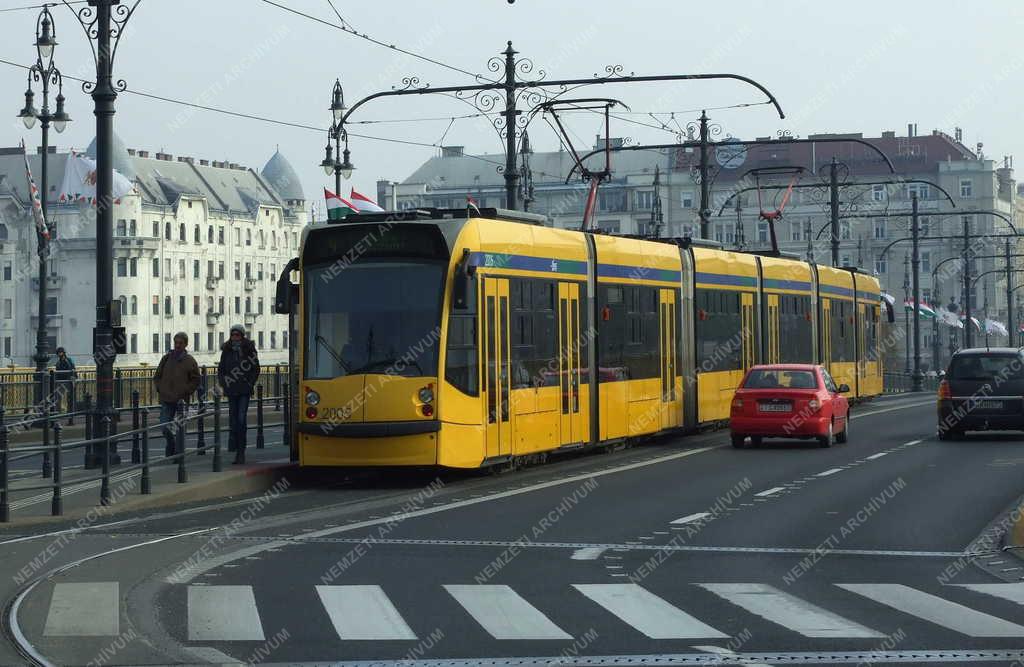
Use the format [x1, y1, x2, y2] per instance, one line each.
[1, 460, 297, 528]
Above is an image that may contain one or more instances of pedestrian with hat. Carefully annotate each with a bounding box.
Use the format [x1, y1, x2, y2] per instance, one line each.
[153, 332, 201, 457]
[218, 323, 260, 464]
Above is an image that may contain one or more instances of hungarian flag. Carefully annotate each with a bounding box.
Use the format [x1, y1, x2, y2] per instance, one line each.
[324, 188, 357, 221]
[350, 188, 384, 212]
[21, 140, 49, 241]
[466, 195, 481, 215]
[903, 299, 935, 319]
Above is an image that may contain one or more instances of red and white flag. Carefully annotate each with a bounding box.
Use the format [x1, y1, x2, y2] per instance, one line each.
[466, 195, 481, 215]
[350, 188, 384, 212]
[21, 140, 49, 241]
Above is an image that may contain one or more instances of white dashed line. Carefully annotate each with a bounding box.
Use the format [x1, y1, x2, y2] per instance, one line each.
[816, 468, 843, 477]
[866, 452, 888, 460]
[671, 512, 711, 525]
[754, 487, 787, 497]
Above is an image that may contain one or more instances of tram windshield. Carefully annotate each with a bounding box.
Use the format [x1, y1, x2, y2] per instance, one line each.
[305, 261, 445, 379]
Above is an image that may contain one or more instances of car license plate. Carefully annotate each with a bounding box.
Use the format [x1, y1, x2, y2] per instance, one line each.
[979, 400, 1003, 410]
[759, 403, 791, 413]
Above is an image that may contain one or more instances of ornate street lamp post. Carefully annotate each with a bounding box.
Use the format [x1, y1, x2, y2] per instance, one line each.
[320, 79, 354, 197]
[18, 5, 72, 420]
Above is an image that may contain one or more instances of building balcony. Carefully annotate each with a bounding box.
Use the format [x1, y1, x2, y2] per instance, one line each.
[116, 237, 159, 252]
[30, 275, 66, 290]
[206, 310, 221, 326]
[30, 314, 62, 327]
[243, 312, 256, 326]
[205, 277, 221, 290]
[244, 278, 258, 291]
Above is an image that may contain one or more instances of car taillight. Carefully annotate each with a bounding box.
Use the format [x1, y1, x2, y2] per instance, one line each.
[808, 399, 821, 411]
[731, 398, 743, 410]
[938, 380, 951, 400]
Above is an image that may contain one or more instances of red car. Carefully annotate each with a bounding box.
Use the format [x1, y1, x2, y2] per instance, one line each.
[729, 364, 851, 448]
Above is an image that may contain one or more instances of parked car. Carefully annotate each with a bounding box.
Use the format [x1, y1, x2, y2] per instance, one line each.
[730, 364, 851, 448]
[937, 347, 1024, 440]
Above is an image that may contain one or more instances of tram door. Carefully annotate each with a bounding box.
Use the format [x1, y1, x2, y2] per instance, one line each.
[766, 294, 781, 363]
[821, 298, 833, 368]
[741, 293, 756, 369]
[659, 289, 678, 430]
[558, 282, 583, 445]
[482, 277, 511, 459]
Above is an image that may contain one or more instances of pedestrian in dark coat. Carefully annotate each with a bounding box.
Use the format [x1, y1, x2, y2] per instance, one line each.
[218, 323, 260, 463]
[54, 346, 77, 413]
[153, 332, 201, 457]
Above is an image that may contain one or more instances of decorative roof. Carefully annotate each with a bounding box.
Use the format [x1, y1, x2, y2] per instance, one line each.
[85, 131, 137, 181]
[261, 149, 304, 201]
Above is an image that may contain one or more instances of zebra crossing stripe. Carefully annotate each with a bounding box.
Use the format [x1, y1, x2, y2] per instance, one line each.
[573, 583, 727, 639]
[955, 583, 1024, 606]
[187, 585, 265, 641]
[43, 582, 119, 637]
[316, 585, 417, 640]
[444, 585, 571, 639]
[698, 583, 883, 638]
[839, 583, 1024, 637]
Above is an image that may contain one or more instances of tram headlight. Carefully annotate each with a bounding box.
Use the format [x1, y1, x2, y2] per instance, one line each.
[305, 390, 321, 406]
[418, 387, 434, 404]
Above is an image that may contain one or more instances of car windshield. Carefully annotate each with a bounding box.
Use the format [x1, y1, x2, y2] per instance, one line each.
[743, 369, 819, 389]
[305, 261, 445, 379]
[948, 354, 1024, 381]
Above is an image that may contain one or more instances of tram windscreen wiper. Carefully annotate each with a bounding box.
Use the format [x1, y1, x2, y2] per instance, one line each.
[349, 358, 424, 376]
[316, 334, 352, 375]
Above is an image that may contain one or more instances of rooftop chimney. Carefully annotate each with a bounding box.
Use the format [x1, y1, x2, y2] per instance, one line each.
[127, 148, 136, 156]
[199, 159, 209, 166]
[440, 146, 464, 158]
[954, 127, 963, 142]
[137, 150, 149, 158]
[907, 123, 914, 137]
[881, 130, 896, 139]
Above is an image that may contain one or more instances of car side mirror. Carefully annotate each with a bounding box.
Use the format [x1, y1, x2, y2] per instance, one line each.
[837, 384, 850, 394]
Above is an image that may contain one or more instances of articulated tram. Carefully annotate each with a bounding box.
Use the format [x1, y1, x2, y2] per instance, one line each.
[275, 208, 882, 468]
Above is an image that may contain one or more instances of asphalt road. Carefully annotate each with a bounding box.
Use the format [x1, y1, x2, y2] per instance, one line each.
[3, 393, 1024, 666]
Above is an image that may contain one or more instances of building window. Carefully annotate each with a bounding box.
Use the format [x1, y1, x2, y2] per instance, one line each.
[152, 295, 159, 315]
[129, 219, 137, 236]
[193, 331, 200, 351]
[922, 288, 932, 304]
[165, 222, 172, 240]
[207, 260, 214, 278]
[790, 223, 801, 241]
[193, 295, 200, 315]
[179, 295, 186, 315]
[218, 226, 224, 244]
[207, 296, 215, 312]
[2, 262, 10, 280]
[921, 251, 931, 273]
[193, 260, 200, 279]
[282, 330, 288, 348]
[875, 259, 887, 274]
[874, 220, 887, 239]
[245, 263, 251, 280]
[245, 296, 252, 313]
[130, 333, 137, 354]
[178, 223, 185, 242]
[218, 296, 225, 314]
[907, 183, 930, 199]
[235, 228, 241, 246]
[194, 225, 200, 243]
[234, 262, 241, 280]
[118, 295, 127, 316]
[218, 261, 224, 279]
[757, 222, 768, 243]
[165, 258, 171, 277]
[234, 296, 241, 314]
[271, 231, 277, 248]
[129, 258, 137, 277]
[164, 296, 171, 314]
[257, 297, 264, 314]
[152, 333, 160, 352]
[680, 191, 694, 208]
[257, 331, 264, 348]
[164, 333, 171, 351]
[116, 219, 126, 236]
[246, 229, 252, 246]
[919, 217, 930, 237]
[152, 221, 159, 238]
[3, 299, 11, 319]
[152, 258, 159, 277]
[270, 331, 276, 349]
[872, 184, 886, 202]
[178, 259, 186, 279]
[257, 263, 264, 280]
[270, 264, 276, 281]
[960, 178, 973, 198]
[597, 220, 620, 234]
[634, 190, 654, 210]
[258, 230, 265, 248]
[208, 225, 214, 243]
[207, 332, 214, 351]
[714, 225, 724, 243]
[129, 295, 137, 315]
[45, 296, 57, 315]
[116, 258, 127, 277]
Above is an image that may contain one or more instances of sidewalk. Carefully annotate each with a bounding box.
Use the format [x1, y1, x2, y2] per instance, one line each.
[2, 426, 294, 527]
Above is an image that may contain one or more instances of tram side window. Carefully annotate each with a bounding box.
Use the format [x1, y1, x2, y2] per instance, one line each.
[695, 288, 743, 372]
[445, 278, 479, 396]
[779, 294, 813, 363]
[507, 278, 560, 387]
[829, 299, 854, 362]
[866, 305, 879, 360]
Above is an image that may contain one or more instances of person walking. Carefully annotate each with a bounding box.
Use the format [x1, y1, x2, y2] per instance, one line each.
[54, 347, 76, 413]
[218, 324, 260, 464]
[153, 332, 201, 457]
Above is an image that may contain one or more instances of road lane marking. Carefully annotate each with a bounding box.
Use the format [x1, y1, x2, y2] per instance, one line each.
[956, 583, 1024, 606]
[574, 584, 728, 639]
[692, 645, 773, 667]
[816, 468, 843, 477]
[754, 487, 786, 497]
[444, 585, 571, 640]
[570, 547, 606, 560]
[43, 582, 119, 636]
[839, 583, 1024, 637]
[670, 512, 711, 525]
[865, 452, 888, 460]
[316, 585, 417, 640]
[187, 585, 265, 641]
[698, 583, 882, 638]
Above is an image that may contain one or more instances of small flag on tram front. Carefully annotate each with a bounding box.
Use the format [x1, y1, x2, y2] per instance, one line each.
[324, 188, 357, 221]
[466, 195, 481, 215]
[21, 140, 49, 241]
[350, 188, 385, 212]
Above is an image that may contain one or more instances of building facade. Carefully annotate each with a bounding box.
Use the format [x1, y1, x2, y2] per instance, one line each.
[0, 135, 307, 367]
[393, 127, 1020, 372]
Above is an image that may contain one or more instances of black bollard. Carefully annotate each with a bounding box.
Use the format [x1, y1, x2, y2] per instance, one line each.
[274, 365, 282, 411]
[51, 422, 62, 516]
[140, 409, 151, 495]
[131, 391, 141, 464]
[213, 392, 222, 473]
[0, 405, 8, 522]
[41, 371, 51, 479]
[100, 416, 112, 506]
[196, 389, 206, 456]
[176, 401, 188, 483]
[256, 384, 265, 449]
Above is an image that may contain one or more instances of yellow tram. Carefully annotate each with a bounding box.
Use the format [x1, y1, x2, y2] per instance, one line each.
[275, 208, 882, 468]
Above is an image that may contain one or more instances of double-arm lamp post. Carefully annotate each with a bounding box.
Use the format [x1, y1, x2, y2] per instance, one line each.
[319, 79, 354, 196]
[330, 41, 784, 213]
[17, 5, 72, 416]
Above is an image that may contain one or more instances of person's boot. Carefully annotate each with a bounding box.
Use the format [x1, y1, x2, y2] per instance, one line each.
[233, 447, 246, 465]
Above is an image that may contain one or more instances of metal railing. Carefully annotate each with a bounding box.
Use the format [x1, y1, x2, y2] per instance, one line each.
[0, 379, 288, 522]
[0, 363, 290, 420]
[883, 371, 941, 394]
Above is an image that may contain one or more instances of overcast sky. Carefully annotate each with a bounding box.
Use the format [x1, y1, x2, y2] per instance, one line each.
[3, 0, 1022, 211]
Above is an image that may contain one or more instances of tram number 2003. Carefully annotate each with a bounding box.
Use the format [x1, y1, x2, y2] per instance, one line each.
[317, 406, 352, 421]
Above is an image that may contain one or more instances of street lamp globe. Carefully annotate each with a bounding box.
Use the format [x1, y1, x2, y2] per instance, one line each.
[35, 13, 57, 61]
[340, 147, 354, 180]
[18, 88, 37, 129]
[320, 141, 335, 176]
[52, 92, 70, 133]
[330, 79, 346, 125]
